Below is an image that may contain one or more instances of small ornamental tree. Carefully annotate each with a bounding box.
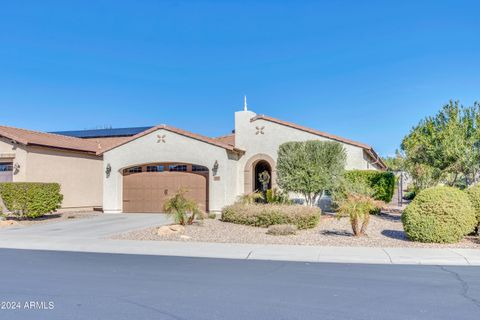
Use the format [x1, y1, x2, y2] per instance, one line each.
[277, 141, 346, 206]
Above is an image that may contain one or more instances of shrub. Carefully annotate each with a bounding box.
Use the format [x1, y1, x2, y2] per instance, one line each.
[221, 203, 320, 229]
[466, 185, 480, 225]
[237, 192, 264, 205]
[402, 186, 476, 243]
[277, 140, 346, 206]
[337, 194, 383, 236]
[163, 189, 204, 226]
[0, 183, 63, 219]
[343, 170, 395, 202]
[266, 188, 292, 205]
[267, 224, 297, 236]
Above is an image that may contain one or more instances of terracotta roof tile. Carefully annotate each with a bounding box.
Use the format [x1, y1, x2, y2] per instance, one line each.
[98, 125, 244, 155]
[251, 115, 386, 169]
[0, 125, 100, 153]
[214, 134, 235, 146]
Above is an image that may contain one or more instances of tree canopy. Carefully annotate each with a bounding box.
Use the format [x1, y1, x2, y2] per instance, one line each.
[401, 100, 480, 189]
[276, 140, 346, 206]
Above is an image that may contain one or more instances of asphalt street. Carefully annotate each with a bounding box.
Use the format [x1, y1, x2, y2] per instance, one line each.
[0, 248, 479, 320]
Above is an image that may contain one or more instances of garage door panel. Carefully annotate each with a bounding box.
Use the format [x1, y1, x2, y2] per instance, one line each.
[123, 171, 207, 213]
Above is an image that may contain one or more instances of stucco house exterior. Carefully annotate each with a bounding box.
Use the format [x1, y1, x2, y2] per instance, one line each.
[99, 108, 386, 214]
[1, 107, 385, 213]
[0, 126, 125, 210]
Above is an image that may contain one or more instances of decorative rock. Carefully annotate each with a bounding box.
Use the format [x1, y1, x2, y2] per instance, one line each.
[157, 226, 175, 236]
[180, 235, 191, 240]
[169, 224, 185, 233]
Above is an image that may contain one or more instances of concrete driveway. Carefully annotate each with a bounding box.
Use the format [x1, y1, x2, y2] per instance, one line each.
[0, 213, 171, 239]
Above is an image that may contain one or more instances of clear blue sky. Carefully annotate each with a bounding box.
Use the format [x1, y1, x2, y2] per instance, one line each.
[1, 1, 479, 156]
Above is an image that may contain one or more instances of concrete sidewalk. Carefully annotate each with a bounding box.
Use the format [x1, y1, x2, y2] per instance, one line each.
[0, 234, 479, 265]
[0, 214, 479, 266]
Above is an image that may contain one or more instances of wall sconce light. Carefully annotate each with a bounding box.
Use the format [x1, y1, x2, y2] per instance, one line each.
[105, 164, 112, 178]
[13, 163, 20, 174]
[212, 160, 219, 176]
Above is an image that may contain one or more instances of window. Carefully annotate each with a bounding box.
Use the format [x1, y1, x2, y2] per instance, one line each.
[126, 166, 142, 173]
[0, 163, 13, 172]
[192, 165, 208, 172]
[147, 165, 164, 172]
[169, 164, 187, 172]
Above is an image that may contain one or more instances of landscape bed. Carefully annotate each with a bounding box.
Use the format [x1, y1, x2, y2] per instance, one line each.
[0, 211, 100, 228]
[111, 210, 480, 249]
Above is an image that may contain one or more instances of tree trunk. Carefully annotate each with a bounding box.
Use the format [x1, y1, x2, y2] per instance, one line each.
[351, 218, 360, 236]
[360, 214, 370, 236]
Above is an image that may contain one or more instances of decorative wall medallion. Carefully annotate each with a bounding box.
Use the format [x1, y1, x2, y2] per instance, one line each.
[157, 134, 166, 143]
[255, 126, 265, 135]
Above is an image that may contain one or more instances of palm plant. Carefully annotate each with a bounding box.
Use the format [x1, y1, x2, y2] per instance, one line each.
[163, 189, 203, 226]
[334, 179, 383, 236]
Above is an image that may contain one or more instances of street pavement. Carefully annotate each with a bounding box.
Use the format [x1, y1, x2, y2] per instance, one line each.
[0, 249, 479, 320]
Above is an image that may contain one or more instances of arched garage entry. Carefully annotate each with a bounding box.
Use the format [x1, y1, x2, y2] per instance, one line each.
[122, 163, 209, 213]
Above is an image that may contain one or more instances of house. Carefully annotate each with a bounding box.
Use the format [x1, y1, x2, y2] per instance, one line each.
[99, 107, 386, 214]
[0, 126, 127, 210]
[0, 106, 385, 213]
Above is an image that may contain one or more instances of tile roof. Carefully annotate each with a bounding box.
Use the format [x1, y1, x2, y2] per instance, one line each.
[97, 125, 245, 155]
[251, 115, 386, 169]
[214, 133, 235, 146]
[0, 125, 100, 154]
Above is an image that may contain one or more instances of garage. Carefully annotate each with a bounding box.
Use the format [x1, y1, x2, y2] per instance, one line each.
[122, 163, 208, 213]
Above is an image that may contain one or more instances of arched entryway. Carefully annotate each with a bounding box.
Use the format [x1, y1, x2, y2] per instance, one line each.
[244, 154, 276, 193]
[254, 160, 272, 191]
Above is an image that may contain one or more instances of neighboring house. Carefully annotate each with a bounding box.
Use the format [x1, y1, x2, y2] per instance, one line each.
[99, 108, 386, 214]
[0, 126, 119, 210]
[0, 107, 385, 213]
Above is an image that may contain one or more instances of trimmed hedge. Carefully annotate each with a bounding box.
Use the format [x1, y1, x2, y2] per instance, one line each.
[221, 203, 321, 229]
[466, 185, 480, 225]
[402, 186, 476, 243]
[344, 170, 395, 202]
[0, 183, 63, 219]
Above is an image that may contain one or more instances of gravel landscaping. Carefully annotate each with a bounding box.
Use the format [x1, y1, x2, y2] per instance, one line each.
[112, 210, 480, 249]
[0, 211, 100, 228]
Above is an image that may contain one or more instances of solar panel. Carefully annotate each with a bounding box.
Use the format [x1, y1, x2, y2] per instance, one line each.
[51, 126, 153, 138]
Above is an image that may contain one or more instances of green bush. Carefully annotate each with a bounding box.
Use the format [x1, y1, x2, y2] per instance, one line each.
[0, 183, 63, 219]
[402, 186, 476, 243]
[466, 185, 480, 225]
[267, 224, 298, 236]
[343, 170, 395, 202]
[221, 203, 320, 229]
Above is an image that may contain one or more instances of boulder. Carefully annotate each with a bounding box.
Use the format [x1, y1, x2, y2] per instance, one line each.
[157, 226, 175, 236]
[169, 224, 185, 232]
[156, 224, 186, 236]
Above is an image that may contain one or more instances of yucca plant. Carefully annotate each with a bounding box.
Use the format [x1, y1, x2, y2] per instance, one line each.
[163, 189, 203, 226]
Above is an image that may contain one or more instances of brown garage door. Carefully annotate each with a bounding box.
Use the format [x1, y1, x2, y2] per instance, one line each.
[123, 171, 208, 213]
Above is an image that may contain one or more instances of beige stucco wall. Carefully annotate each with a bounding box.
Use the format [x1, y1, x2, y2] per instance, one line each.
[102, 128, 239, 213]
[0, 137, 28, 181]
[1, 138, 102, 209]
[24, 146, 103, 209]
[234, 110, 380, 196]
